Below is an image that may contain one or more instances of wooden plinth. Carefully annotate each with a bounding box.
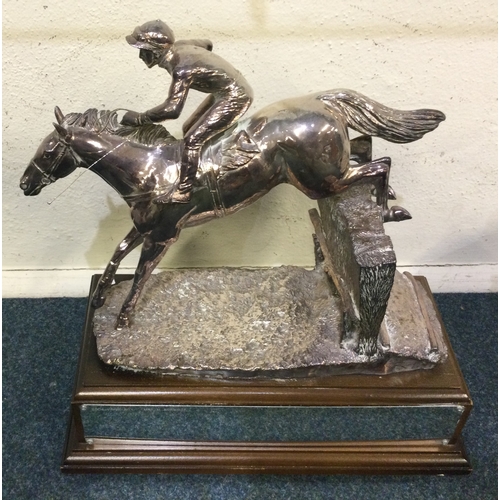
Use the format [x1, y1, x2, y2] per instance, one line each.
[62, 276, 472, 474]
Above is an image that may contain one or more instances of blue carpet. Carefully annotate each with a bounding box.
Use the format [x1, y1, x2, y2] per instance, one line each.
[2, 293, 497, 499]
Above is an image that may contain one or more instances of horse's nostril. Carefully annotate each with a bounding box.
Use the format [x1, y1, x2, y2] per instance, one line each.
[20, 182, 28, 191]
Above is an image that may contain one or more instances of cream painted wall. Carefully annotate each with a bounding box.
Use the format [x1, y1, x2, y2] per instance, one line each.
[3, 0, 498, 295]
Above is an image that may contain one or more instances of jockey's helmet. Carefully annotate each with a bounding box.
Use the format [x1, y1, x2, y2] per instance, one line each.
[126, 20, 175, 50]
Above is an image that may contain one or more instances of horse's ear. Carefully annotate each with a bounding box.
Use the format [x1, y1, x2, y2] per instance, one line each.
[54, 106, 64, 125]
[53, 122, 71, 144]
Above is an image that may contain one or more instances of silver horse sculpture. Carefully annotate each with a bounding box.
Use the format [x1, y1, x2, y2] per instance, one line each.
[20, 89, 445, 328]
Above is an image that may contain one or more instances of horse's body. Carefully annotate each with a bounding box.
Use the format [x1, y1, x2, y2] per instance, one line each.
[20, 89, 445, 328]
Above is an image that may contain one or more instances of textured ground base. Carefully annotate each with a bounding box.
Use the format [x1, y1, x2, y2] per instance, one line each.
[93, 268, 446, 375]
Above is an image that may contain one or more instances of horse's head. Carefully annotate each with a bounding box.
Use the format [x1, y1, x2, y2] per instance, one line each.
[20, 107, 79, 196]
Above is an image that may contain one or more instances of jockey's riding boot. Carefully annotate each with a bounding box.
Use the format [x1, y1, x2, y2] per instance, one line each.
[153, 147, 198, 204]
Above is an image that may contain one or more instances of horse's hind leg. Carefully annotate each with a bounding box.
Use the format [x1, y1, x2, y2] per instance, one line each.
[339, 157, 411, 222]
[349, 135, 372, 164]
[350, 137, 397, 201]
[339, 157, 390, 209]
[92, 226, 143, 308]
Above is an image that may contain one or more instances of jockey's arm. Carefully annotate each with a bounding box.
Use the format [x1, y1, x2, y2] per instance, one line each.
[143, 74, 192, 123]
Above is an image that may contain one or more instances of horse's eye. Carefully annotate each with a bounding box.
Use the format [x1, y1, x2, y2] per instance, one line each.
[43, 152, 51, 159]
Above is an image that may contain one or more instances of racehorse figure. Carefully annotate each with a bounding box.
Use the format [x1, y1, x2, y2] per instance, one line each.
[20, 89, 445, 329]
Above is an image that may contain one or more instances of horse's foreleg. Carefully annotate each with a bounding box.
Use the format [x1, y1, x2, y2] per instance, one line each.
[115, 207, 197, 329]
[92, 226, 143, 308]
[338, 157, 411, 222]
[115, 235, 173, 330]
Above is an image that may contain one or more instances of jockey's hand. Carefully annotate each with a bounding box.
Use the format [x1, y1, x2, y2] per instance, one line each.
[121, 110, 144, 126]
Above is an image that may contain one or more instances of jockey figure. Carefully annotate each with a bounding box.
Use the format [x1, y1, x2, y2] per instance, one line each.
[122, 20, 254, 203]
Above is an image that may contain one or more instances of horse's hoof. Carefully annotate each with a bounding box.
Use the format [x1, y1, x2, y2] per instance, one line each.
[371, 185, 397, 200]
[92, 294, 105, 309]
[383, 206, 412, 222]
[115, 314, 130, 330]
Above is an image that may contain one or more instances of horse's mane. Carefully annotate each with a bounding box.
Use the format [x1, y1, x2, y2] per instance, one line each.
[60, 108, 260, 172]
[61, 109, 177, 146]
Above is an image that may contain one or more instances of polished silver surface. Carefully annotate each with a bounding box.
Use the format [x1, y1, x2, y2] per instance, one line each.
[122, 20, 253, 202]
[21, 88, 445, 328]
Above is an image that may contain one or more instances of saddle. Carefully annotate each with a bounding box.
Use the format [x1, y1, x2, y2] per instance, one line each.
[220, 130, 260, 171]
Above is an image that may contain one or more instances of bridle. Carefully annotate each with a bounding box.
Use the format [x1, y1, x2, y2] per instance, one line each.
[30, 140, 71, 186]
[32, 107, 141, 187]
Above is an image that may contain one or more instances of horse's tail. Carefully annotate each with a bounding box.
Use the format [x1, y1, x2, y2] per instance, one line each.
[318, 89, 445, 143]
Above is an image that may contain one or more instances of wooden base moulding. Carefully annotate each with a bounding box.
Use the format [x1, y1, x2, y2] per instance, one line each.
[62, 275, 472, 474]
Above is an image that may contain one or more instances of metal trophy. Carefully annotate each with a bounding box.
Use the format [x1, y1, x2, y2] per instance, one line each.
[20, 20, 471, 474]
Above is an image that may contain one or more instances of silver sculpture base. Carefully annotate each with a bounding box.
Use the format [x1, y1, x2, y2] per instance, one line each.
[93, 268, 447, 376]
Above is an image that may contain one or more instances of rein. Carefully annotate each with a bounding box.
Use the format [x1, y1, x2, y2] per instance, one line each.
[43, 108, 148, 204]
[40, 109, 227, 215]
[30, 143, 68, 186]
[44, 134, 128, 205]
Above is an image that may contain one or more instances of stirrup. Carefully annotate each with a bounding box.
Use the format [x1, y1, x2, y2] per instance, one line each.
[153, 188, 192, 204]
[170, 190, 191, 203]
